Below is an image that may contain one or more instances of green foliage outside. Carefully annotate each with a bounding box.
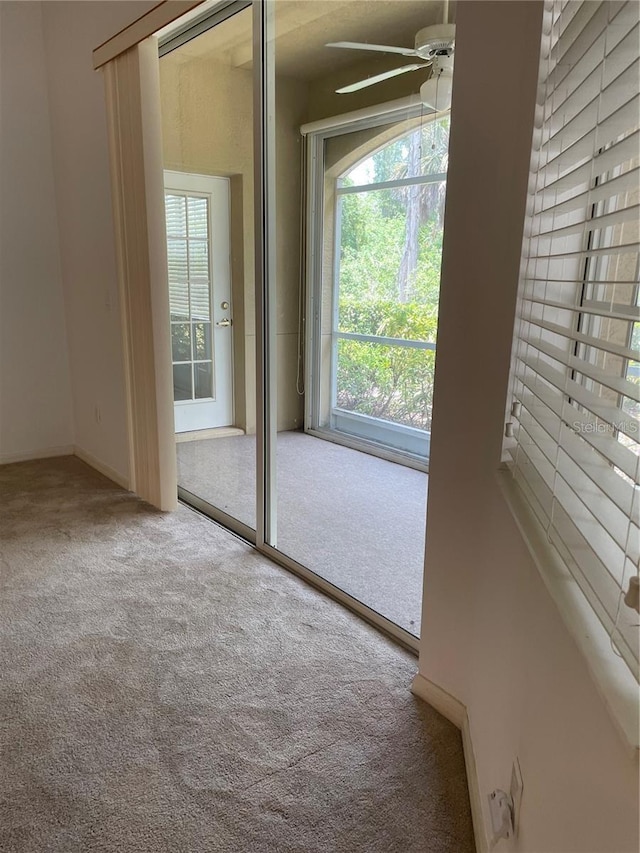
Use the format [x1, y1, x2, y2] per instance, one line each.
[335, 120, 449, 431]
[337, 335, 436, 429]
[338, 201, 444, 309]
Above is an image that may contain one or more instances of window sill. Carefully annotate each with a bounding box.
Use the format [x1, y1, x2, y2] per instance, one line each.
[496, 467, 639, 755]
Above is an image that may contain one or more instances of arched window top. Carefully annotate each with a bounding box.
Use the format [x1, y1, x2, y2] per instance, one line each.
[338, 116, 450, 189]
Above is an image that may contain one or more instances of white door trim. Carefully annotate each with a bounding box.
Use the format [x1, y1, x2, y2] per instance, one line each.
[103, 38, 177, 511]
[93, 1, 204, 69]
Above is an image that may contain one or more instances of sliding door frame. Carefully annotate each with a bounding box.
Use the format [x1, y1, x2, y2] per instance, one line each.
[102, 36, 177, 510]
[98, 0, 420, 655]
[253, 0, 277, 550]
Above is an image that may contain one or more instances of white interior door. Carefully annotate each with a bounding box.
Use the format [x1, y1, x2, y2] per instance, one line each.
[164, 171, 233, 433]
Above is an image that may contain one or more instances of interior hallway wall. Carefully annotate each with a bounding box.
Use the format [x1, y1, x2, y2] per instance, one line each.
[40, 0, 157, 484]
[419, 3, 639, 851]
[0, 1, 74, 462]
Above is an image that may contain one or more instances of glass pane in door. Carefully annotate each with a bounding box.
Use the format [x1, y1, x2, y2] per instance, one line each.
[268, 0, 448, 636]
[160, 3, 257, 534]
[167, 193, 215, 404]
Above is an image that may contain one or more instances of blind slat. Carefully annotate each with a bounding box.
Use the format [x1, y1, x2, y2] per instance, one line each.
[545, 67, 639, 158]
[541, 93, 639, 174]
[521, 333, 640, 401]
[514, 366, 639, 478]
[528, 238, 639, 261]
[522, 293, 640, 323]
[520, 352, 638, 440]
[523, 314, 638, 362]
[512, 440, 626, 612]
[540, 129, 639, 194]
[517, 412, 639, 557]
[538, 166, 639, 217]
[513, 465, 638, 671]
[547, 48, 639, 139]
[516, 388, 639, 516]
[512, 443, 626, 617]
[551, 1, 605, 70]
[537, 202, 640, 240]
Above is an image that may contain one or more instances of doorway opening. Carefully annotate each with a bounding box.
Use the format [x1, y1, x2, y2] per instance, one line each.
[156, 0, 453, 642]
[160, 1, 257, 535]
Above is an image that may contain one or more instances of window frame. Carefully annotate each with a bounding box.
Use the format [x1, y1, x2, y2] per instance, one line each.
[302, 100, 449, 471]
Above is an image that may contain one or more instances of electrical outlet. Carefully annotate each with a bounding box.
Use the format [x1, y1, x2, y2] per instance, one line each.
[488, 789, 514, 845]
[510, 758, 524, 837]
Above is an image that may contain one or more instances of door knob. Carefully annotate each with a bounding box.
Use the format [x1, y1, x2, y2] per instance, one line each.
[216, 318, 232, 327]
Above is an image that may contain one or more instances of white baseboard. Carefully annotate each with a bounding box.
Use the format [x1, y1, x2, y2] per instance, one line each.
[1, 444, 131, 494]
[411, 672, 466, 726]
[73, 446, 130, 490]
[0, 445, 130, 492]
[461, 713, 489, 853]
[175, 426, 244, 443]
[411, 673, 489, 853]
[0, 445, 75, 465]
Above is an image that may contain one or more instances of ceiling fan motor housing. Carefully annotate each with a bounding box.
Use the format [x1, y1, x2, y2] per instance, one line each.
[414, 24, 456, 59]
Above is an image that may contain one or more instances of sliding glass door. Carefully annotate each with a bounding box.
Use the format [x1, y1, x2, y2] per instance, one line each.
[159, 2, 257, 538]
[157, 0, 451, 644]
[262, 2, 449, 638]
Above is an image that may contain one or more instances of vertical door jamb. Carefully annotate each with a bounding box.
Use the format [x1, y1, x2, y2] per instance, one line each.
[253, 0, 277, 548]
[103, 37, 177, 510]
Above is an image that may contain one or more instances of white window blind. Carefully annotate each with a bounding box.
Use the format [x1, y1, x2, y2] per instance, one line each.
[165, 193, 212, 323]
[508, 0, 640, 675]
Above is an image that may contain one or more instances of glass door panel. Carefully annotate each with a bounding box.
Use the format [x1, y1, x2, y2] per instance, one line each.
[158, 0, 447, 640]
[159, 3, 257, 534]
[267, 0, 446, 636]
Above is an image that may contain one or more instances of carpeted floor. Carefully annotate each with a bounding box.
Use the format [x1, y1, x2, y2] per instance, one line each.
[177, 431, 427, 635]
[0, 456, 474, 853]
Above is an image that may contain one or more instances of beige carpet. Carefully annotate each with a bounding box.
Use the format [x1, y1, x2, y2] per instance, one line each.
[177, 431, 427, 635]
[0, 456, 474, 853]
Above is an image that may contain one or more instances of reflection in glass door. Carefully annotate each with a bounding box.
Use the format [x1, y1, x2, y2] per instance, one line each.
[266, 3, 449, 638]
[330, 119, 449, 460]
[159, 2, 257, 536]
[165, 172, 233, 433]
[156, 0, 451, 646]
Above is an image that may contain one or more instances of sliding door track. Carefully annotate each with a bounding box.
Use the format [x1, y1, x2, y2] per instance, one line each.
[178, 488, 419, 656]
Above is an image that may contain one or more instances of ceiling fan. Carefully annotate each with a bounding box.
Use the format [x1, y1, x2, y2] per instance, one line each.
[326, 22, 456, 112]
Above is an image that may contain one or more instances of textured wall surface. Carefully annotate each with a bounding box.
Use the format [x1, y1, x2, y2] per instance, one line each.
[419, 3, 639, 851]
[0, 1, 74, 462]
[40, 0, 156, 482]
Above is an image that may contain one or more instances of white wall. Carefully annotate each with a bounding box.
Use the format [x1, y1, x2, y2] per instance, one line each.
[0, 1, 74, 462]
[419, 3, 639, 852]
[40, 0, 156, 483]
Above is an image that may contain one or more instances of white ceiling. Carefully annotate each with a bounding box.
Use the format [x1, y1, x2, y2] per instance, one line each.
[167, 0, 451, 81]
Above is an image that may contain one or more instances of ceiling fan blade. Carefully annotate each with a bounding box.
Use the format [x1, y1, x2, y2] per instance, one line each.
[336, 64, 428, 95]
[326, 41, 419, 57]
